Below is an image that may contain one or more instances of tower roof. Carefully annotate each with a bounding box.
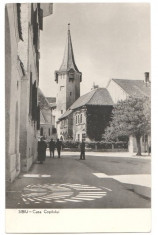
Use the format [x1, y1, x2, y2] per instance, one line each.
[59, 24, 80, 72]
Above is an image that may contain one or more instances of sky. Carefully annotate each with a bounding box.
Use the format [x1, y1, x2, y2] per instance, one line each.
[39, 3, 150, 97]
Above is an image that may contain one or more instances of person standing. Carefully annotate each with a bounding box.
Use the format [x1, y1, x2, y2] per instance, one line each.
[80, 140, 85, 160]
[38, 137, 47, 164]
[49, 138, 55, 158]
[56, 139, 62, 158]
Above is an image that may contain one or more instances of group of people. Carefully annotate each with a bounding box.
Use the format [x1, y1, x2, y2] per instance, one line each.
[37, 138, 86, 164]
[37, 138, 62, 164]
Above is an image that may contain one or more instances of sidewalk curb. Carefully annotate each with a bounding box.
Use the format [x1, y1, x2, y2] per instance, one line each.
[124, 183, 151, 199]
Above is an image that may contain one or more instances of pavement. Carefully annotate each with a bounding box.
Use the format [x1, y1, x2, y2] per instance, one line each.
[6, 151, 151, 209]
[62, 150, 151, 159]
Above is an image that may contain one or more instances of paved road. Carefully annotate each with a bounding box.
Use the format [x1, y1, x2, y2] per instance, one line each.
[6, 153, 151, 209]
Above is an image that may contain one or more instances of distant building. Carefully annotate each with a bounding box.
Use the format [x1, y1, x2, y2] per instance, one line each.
[5, 3, 53, 182]
[38, 89, 57, 141]
[53, 24, 150, 153]
[107, 74, 151, 154]
[54, 24, 82, 138]
[59, 88, 114, 141]
[46, 97, 57, 127]
[107, 76, 150, 103]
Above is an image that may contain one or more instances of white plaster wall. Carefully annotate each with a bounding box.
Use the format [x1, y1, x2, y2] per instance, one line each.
[56, 74, 67, 121]
[66, 72, 80, 109]
[73, 109, 86, 141]
[107, 80, 129, 104]
[19, 3, 39, 172]
[6, 4, 22, 182]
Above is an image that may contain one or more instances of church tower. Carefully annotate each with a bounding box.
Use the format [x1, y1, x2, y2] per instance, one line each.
[55, 24, 82, 120]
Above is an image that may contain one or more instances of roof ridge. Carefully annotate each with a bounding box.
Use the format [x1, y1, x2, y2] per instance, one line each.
[112, 78, 144, 81]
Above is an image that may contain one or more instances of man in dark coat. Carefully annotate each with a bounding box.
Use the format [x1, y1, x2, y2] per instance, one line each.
[38, 137, 47, 164]
[56, 139, 62, 158]
[80, 140, 85, 160]
[49, 138, 55, 158]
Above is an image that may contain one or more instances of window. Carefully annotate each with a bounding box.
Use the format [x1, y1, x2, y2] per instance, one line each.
[80, 114, 82, 123]
[61, 110, 63, 114]
[69, 72, 74, 81]
[65, 119, 67, 126]
[70, 92, 72, 96]
[48, 128, 50, 136]
[29, 72, 32, 116]
[52, 127, 57, 134]
[69, 73, 74, 79]
[40, 127, 43, 136]
[78, 115, 80, 124]
[60, 86, 64, 91]
[78, 134, 80, 141]
[76, 115, 77, 124]
[82, 133, 86, 141]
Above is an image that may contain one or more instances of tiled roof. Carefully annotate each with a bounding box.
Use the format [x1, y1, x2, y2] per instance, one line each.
[40, 110, 46, 124]
[38, 88, 50, 109]
[71, 88, 114, 110]
[59, 28, 80, 73]
[46, 97, 56, 108]
[59, 88, 114, 120]
[46, 97, 56, 103]
[59, 109, 73, 120]
[112, 79, 151, 97]
[70, 89, 96, 110]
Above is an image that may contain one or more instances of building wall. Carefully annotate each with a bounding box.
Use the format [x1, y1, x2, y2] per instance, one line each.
[40, 124, 57, 141]
[108, 79, 150, 154]
[66, 71, 80, 109]
[73, 109, 87, 141]
[56, 71, 81, 131]
[6, 3, 53, 181]
[59, 113, 73, 140]
[60, 118, 69, 140]
[18, 3, 39, 172]
[107, 79, 128, 103]
[56, 73, 67, 120]
[40, 106, 57, 141]
[5, 4, 22, 182]
[86, 106, 113, 141]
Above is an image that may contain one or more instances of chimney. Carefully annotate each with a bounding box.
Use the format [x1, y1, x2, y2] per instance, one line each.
[91, 82, 99, 90]
[144, 72, 150, 83]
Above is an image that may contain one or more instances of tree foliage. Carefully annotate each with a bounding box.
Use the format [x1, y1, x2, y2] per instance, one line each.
[103, 96, 151, 142]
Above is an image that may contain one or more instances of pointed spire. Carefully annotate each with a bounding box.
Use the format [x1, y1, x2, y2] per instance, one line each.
[68, 23, 70, 31]
[59, 24, 79, 72]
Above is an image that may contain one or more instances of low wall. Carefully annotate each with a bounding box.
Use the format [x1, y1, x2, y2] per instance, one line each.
[62, 148, 128, 152]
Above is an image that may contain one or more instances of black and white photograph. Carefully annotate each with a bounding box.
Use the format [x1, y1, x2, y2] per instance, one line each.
[5, 1, 152, 233]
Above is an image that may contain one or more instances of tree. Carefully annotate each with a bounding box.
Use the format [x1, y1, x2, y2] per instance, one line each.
[103, 96, 151, 155]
